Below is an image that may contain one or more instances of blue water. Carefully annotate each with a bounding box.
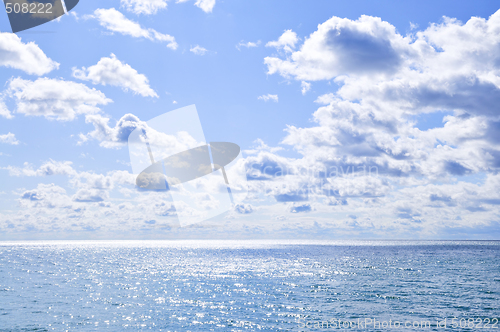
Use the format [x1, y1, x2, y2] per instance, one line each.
[0, 241, 499, 331]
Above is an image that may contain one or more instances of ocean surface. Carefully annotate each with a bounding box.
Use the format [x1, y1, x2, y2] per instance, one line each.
[0, 240, 499, 331]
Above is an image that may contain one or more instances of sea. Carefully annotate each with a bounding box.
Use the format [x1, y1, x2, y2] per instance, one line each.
[0, 240, 499, 331]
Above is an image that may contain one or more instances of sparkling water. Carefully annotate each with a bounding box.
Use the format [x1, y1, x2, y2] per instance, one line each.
[0, 241, 499, 331]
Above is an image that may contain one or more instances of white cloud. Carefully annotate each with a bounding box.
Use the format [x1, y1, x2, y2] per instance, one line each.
[194, 0, 215, 13]
[0, 98, 13, 119]
[6, 186, 180, 233]
[5, 160, 136, 191]
[20, 183, 71, 209]
[91, 8, 178, 50]
[73, 188, 109, 202]
[301, 81, 311, 95]
[3, 160, 77, 177]
[0, 32, 59, 75]
[0, 133, 19, 145]
[265, 29, 299, 53]
[241, 10, 500, 235]
[314, 93, 335, 105]
[175, 0, 215, 13]
[234, 203, 254, 214]
[2, 155, 500, 237]
[258, 94, 278, 102]
[79, 113, 145, 148]
[72, 54, 158, 97]
[1, 160, 150, 233]
[236, 40, 261, 50]
[121, 0, 168, 15]
[190, 45, 208, 55]
[5, 77, 112, 121]
[289, 203, 313, 213]
[0, 160, 184, 233]
[264, 16, 410, 80]
[80, 113, 203, 152]
[4, 11, 500, 238]
[244, 138, 284, 155]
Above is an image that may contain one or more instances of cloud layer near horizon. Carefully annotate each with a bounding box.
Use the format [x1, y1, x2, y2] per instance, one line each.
[2, 9, 500, 239]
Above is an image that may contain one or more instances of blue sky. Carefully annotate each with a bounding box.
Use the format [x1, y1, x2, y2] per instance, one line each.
[1, 0, 500, 240]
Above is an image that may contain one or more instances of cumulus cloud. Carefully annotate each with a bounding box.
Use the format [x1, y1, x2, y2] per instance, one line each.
[264, 16, 410, 80]
[72, 54, 158, 97]
[121, 0, 167, 15]
[90, 8, 178, 50]
[0, 159, 158, 232]
[289, 203, 313, 213]
[154, 201, 177, 216]
[263, 11, 500, 180]
[301, 81, 311, 95]
[235, 203, 254, 214]
[194, 0, 215, 13]
[6, 160, 136, 193]
[4, 11, 500, 238]
[119, 0, 217, 15]
[265, 29, 299, 53]
[4, 77, 112, 121]
[241, 10, 500, 234]
[0, 32, 59, 75]
[80, 113, 203, 153]
[244, 139, 284, 155]
[20, 184, 70, 209]
[175, 0, 216, 13]
[3, 160, 77, 177]
[258, 94, 278, 102]
[0, 160, 189, 233]
[73, 188, 109, 202]
[0, 98, 12, 119]
[190, 45, 208, 55]
[236, 40, 261, 50]
[7, 186, 180, 233]
[80, 113, 145, 148]
[0, 133, 19, 145]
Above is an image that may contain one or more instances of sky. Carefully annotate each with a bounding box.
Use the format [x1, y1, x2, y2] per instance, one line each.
[1, 0, 500, 240]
